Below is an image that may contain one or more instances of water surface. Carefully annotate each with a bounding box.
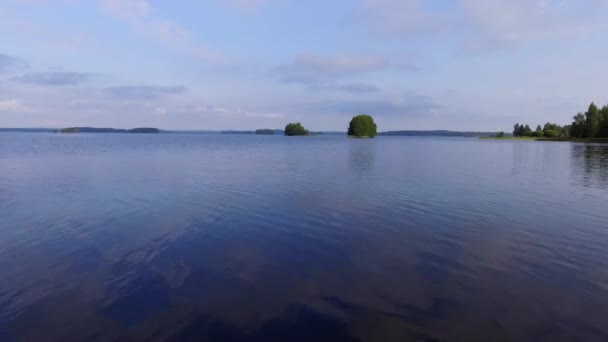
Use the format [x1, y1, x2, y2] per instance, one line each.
[1, 133, 607, 341]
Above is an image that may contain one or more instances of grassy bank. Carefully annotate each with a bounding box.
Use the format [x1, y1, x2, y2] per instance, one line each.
[481, 136, 608, 143]
[539, 137, 608, 143]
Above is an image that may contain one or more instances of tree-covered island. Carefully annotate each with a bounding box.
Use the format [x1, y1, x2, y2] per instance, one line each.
[284, 123, 309, 136]
[348, 114, 377, 138]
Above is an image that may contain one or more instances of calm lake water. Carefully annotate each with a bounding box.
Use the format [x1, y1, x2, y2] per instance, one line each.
[1, 133, 608, 341]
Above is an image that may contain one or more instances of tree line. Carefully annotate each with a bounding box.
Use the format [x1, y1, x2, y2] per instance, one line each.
[255, 129, 276, 135]
[570, 103, 608, 138]
[512, 123, 567, 138]
[513, 102, 608, 139]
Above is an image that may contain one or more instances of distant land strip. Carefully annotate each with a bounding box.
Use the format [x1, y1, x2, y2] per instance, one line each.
[60, 127, 160, 133]
[1, 127, 500, 137]
[379, 130, 498, 137]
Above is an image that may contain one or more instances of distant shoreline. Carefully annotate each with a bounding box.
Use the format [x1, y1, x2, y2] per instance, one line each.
[0, 128, 502, 137]
[379, 130, 498, 137]
[480, 136, 608, 143]
[59, 127, 160, 133]
[3, 127, 608, 144]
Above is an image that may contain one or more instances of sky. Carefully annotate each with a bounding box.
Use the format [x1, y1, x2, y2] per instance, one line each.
[1, 0, 608, 131]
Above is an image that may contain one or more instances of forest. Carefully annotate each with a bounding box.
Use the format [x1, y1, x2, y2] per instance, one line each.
[513, 103, 608, 139]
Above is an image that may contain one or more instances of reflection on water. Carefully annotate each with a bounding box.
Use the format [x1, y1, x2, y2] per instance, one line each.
[571, 143, 608, 189]
[1, 134, 608, 341]
[349, 139, 376, 176]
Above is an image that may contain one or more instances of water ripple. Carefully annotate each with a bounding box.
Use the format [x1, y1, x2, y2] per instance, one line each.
[1, 134, 608, 340]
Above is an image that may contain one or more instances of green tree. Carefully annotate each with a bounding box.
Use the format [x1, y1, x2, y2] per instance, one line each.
[513, 123, 521, 137]
[348, 114, 377, 138]
[553, 123, 559, 131]
[544, 130, 560, 138]
[506, 102, 608, 140]
[496, 131, 505, 138]
[542, 122, 562, 137]
[570, 113, 586, 138]
[284, 122, 309, 136]
[600, 105, 608, 138]
[585, 102, 600, 138]
[531, 130, 543, 137]
[518, 124, 527, 137]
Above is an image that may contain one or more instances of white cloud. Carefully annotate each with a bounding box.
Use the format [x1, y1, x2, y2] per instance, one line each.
[276, 53, 414, 81]
[220, 0, 274, 10]
[192, 104, 285, 120]
[292, 53, 417, 76]
[340, 83, 380, 94]
[274, 53, 414, 93]
[360, 0, 450, 37]
[154, 107, 167, 115]
[302, 93, 438, 118]
[0, 99, 30, 113]
[97, 0, 224, 62]
[13, 72, 92, 86]
[461, 0, 608, 50]
[360, 0, 608, 51]
[104, 85, 187, 99]
[98, 0, 150, 18]
[98, 0, 188, 44]
[294, 54, 389, 75]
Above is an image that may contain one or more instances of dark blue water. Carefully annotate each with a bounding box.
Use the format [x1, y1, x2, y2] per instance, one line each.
[1, 133, 607, 341]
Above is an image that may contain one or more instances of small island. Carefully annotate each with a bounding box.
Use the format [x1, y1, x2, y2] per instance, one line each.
[284, 123, 309, 136]
[348, 114, 377, 138]
[128, 127, 160, 133]
[60, 127, 160, 134]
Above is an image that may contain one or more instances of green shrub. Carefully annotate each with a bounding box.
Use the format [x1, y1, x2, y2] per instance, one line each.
[544, 130, 560, 138]
[348, 114, 377, 138]
[531, 130, 544, 137]
[284, 122, 309, 136]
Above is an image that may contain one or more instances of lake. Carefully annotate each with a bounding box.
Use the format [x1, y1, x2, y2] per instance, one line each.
[1, 133, 607, 341]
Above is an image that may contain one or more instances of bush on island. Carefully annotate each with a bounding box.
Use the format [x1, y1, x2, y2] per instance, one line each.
[348, 114, 377, 138]
[284, 122, 309, 136]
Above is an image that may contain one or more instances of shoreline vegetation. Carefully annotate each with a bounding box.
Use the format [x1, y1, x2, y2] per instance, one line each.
[486, 102, 608, 143]
[481, 136, 608, 143]
[7, 104, 608, 144]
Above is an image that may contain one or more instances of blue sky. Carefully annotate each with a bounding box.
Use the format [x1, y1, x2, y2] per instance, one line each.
[1, 0, 607, 131]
